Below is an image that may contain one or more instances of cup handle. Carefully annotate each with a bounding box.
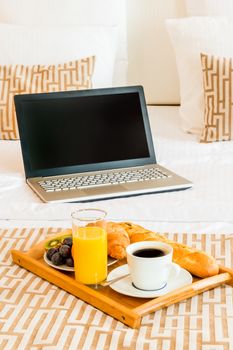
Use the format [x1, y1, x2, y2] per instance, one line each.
[168, 262, 181, 280]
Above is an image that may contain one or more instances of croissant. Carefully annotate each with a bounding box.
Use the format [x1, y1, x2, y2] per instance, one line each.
[119, 222, 219, 278]
[87, 220, 130, 260]
[106, 221, 130, 260]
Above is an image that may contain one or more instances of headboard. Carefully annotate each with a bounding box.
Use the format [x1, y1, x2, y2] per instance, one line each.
[127, 0, 187, 104]
[0, 0, 188, 104]
[0, 0, 127, 87]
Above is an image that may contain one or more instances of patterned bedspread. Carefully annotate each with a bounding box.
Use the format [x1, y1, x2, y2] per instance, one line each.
[1, 228, 233, 350]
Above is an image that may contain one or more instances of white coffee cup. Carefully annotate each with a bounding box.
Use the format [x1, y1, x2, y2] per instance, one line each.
[126, 241, 180, 291]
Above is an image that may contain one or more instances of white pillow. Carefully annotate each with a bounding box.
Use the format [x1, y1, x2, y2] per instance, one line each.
[185, 0, 233, 17]
[0, 0, 127, 86]
[166, 17, 233, 135]
[0, 23, 118, 89]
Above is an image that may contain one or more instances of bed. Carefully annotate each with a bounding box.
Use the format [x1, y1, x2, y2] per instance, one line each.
[1, 105, 233, 349]
[1, 1, 233, 349]
[1, 105, 233, 235]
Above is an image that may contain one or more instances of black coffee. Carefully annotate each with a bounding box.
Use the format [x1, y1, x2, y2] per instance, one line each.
[133, 248, 166, 258]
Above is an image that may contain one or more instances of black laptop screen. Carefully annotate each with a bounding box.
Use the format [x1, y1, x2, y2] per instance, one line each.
[15, 87, 156, 177]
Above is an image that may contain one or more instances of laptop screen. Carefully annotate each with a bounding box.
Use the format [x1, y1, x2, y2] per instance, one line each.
[15, 86, 156, 178]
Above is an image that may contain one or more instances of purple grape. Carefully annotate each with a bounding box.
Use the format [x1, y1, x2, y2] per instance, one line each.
[63, 237, 73, 247]
[46, 247, 58, 261]
[51, 252, 63, 266]
[66, 257, 74, 267]
[59, 244, 71, 258]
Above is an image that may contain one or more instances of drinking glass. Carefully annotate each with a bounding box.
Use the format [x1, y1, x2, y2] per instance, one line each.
[71, 208, 107, 286]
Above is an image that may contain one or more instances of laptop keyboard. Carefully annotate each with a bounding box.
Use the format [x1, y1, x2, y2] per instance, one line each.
[38, 167, 172, 192]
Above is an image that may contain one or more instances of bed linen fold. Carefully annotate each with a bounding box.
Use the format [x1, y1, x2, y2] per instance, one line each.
[1, 106, 233, 233]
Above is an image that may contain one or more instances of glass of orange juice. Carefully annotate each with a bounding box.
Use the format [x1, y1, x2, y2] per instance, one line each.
[71, 208, 107, 286]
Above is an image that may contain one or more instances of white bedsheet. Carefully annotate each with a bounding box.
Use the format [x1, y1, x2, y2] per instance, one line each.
[1, 106, 233, 233]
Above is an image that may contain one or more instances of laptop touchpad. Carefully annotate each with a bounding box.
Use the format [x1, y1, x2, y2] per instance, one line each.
[83, 184, 126, 195]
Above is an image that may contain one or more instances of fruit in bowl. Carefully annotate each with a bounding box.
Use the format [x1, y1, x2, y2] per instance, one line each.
[44, 221, 130, 269]
[45, 233, 74, 267]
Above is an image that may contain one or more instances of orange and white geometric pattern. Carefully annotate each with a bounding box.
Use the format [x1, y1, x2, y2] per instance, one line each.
[0, 228, 232, 350]
[0, 56, 95, 140]
[201, 52, 233, 143]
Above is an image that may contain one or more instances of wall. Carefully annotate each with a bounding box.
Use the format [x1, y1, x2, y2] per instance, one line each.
[0, 0, 186, 104]
[127, 0, 187, 104]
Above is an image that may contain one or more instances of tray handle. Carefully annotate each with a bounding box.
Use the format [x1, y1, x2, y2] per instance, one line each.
[219, 265, 233, 286]
[133, 271, 232, 317]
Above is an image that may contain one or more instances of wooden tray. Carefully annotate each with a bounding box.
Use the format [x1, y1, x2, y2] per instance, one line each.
[11, 236, 233, 329]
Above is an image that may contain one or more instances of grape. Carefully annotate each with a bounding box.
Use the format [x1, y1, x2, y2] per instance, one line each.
[63, 237, 73, 247]
[51, 252, 63, 266]
[46, 247, 58, 261]
[59, 244, 71, 258]
[66, 257, 74, 267]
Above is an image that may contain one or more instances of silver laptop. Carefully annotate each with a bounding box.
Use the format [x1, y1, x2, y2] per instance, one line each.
[14, 86, 192, 203]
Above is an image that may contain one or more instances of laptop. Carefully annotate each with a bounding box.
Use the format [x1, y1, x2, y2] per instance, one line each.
[14, 85, 192, 203]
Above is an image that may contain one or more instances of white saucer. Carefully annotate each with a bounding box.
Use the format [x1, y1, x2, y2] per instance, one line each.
[44, 253, 117, 272]
[107, 264, 193, 298]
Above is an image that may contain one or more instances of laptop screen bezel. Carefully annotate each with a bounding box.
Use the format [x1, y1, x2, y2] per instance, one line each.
[14, 86, 157, 179]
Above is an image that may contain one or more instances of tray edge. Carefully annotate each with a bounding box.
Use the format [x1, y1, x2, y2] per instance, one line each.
[11, 249, 141, 329]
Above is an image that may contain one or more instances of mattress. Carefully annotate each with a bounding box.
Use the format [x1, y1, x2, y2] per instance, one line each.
[1, 105, 233, 233]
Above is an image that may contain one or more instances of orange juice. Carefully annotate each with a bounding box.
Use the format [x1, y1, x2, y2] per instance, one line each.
[72, 226, 107, 284]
